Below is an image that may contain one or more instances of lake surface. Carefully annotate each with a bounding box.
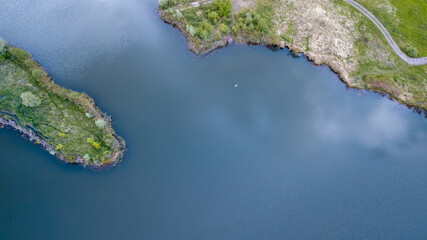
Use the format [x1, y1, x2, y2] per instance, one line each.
[1, 0, 427, 239]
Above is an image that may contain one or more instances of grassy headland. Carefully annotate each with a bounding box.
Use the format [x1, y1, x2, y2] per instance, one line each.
[159, 0, 427, 113]
[0, 38, 125, 168]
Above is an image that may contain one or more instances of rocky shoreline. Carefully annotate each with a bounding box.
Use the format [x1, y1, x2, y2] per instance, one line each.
[0, 114, 126, 169]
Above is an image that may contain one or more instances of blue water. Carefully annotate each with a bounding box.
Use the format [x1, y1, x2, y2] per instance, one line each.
[1, 0, 427, 239]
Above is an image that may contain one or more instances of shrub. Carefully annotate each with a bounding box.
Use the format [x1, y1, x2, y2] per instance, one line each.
[83, 154, 91, 160]
[92, 141, 101, 150]
[184, 12, 197, 22]
[0, 37, 8, 56]
[208, 11, 219, 23]
[159, 0, 177, 9]
[403, 44, 418, 58]
[21, 91, 41, 107]
[24, 59, 36, 68]
[9, 47, 31, 62]
[31, 68, 45, 79]
[213, 0, 232, 18]
[95, 118, 106, 129]
[87, 137, 95, 144]
[159, 0, 168, 8]
[173, 10, 183, 19]
[56, 144, 64, 150]
[69, 92, 79, 99]
[365, 33, 373, 41]
[196, 20, 213, 40]
[186, 24, 197, 36]
[221, 23, 228, 34]
[257, 18, 269, 33]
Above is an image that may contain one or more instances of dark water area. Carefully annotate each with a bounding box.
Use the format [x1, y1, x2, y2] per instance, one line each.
[1, 0, 427, 239]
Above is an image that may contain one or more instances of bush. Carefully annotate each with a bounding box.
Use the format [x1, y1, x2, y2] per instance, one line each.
[196, 20, 213, 40]
[159, 0, 168, 8]
[56, 144, 64, 150]
[403, 44, 418, 58]
[365, 33, 373, 41]
[221, 23, 228, 34]
[208, 11, 219, 23]
[95, 118, 106, 129]
[21, 91, 41, 107]
[0, 37, 8, 56]
[213, 0, 232, 18]
[173, 10, 183, 19]
[159, 0, 177, 9]
[32, 68, 45, 79]
[257, 18, 269, 33]
[184, 12, 197, 22]
[186, 24, 197, 36]
[92, 141, 101, 150]
[69, 92, 79, 99]
[9, 47, 31, 62]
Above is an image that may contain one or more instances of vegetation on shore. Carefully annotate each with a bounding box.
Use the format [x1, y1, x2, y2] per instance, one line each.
[356, 0, 427, 57]
[0, 38, 125, 167]
[159, 0, 427, 113]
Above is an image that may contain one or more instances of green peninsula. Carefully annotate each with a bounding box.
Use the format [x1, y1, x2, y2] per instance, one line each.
[159, 0, 427, 113]
[0, 38, 125, 168]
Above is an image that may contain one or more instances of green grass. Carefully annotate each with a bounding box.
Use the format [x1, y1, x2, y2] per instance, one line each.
[0, 45, 124, 166]
[356, 0, 427, 57]
[340, 0, 427, 110]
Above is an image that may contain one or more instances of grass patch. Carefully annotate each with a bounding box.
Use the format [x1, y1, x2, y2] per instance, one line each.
[355, 0, 427, 56]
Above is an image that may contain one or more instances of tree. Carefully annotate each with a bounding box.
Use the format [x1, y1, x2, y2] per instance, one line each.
[21, 92, 41, 107]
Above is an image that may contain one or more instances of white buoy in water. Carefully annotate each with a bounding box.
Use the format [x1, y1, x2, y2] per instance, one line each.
[234, 84, 238, 88]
